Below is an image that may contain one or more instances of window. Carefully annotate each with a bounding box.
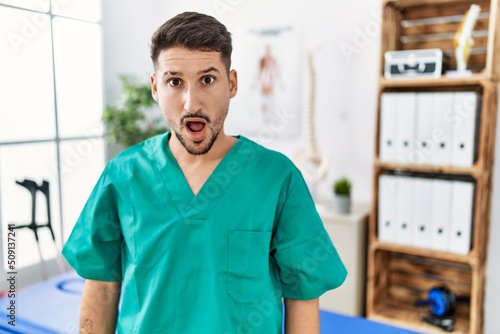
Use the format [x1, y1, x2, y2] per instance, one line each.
[0, 0, 104, 282]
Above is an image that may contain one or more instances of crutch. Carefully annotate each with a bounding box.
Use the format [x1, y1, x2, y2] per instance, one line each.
[13, 179, 49, 279]
[37, 180, 66, 274]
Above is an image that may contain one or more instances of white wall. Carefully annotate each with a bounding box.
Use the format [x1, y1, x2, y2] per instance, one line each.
[101, 0, 166, 157]
[101, 0, 162, 101]
[102, 1, 499, 332]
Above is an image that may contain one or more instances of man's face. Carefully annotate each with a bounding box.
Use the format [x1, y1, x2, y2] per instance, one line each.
[151, 47, 237, 155]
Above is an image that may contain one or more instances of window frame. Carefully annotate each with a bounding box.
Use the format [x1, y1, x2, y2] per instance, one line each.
[0, 0, 104, 290]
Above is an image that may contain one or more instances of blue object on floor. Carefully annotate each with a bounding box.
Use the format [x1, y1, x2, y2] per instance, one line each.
[0, 271, 83, 334]
[0, 270, 422, 333]
[320, 310, 422, 333]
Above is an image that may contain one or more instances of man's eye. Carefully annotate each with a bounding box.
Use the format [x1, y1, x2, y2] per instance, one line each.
[168, 78, 182, 87]
[202, 76, 215, 85]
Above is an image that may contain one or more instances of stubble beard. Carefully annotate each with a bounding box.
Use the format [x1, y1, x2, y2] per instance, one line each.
[173, 108, 228, 156]
[174, 127, 220, 155]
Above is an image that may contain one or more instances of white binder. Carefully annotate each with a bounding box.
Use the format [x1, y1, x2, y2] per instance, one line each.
[430, 179, 452, 251]
[395, 93, 417, 164]
[412, 177, 433, 249]
[432, 93, 454, 166]
[415, 93, 435, 165]
[378, 174, 397, 243]
[379, 93, 398, 163]
[395, 176, 414, 245]
[451, 92, 478, 167]
[449, 181, 475, 255]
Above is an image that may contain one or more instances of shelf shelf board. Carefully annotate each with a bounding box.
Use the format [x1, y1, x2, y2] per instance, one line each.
[385, 0, 489, 10]
[375, 160, 484, 177]
[371, 240, 475, 265]
[369, 299, 470, 334]
[380, 74, 489, 88]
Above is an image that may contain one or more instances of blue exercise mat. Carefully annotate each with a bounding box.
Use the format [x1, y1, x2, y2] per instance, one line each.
[0, 270, 421, 333]
[0, 271, 83, 334]
[320, 311, 421, 334]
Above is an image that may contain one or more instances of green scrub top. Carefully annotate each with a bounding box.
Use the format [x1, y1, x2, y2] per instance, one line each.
[62, 132, 347, 334]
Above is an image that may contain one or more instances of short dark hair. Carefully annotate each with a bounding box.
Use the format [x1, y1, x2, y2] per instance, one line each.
[150, 12, 232, 72]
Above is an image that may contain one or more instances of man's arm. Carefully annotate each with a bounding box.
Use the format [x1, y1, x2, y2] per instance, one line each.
[284, 298, 320, 334]
[80, 279, 121, 334]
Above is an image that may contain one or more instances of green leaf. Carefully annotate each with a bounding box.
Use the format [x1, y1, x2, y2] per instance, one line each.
[333, 177, 351, 195]
[102, 75, 169, 147]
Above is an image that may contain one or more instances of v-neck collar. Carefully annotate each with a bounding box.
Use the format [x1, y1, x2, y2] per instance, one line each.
[155, 132, 244, 218]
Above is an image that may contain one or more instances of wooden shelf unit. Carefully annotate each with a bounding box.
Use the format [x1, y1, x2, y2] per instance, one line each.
[370, 250, 473, 334]
[366, 1, 500, 333]
[380, 75, 488, 88]
[370, 240, 476, 266]
[375, 159, 486, 177]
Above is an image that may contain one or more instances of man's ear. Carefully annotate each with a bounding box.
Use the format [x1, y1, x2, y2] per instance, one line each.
[150, 72, 158, 102]
[229, 69, 238, 98]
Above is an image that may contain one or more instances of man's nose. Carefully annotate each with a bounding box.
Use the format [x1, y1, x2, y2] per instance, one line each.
[183, 85, 202, 113]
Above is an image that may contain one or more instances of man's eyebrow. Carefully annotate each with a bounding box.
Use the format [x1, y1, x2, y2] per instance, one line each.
[162, 67, 220, 77]
[197, 67, 220, 75]
[163, 71, 181, 77]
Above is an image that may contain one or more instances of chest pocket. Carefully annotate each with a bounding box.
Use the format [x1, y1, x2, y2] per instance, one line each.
[227, 231, 273, 303]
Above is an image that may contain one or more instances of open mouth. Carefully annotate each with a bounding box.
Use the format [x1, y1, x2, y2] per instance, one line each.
[186, 121, 206, 133]
[183, 118, 207, 142]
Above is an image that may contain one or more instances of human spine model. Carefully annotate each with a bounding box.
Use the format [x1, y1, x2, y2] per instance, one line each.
[295, 43, 329, 185]
[454, 4, 481, 72]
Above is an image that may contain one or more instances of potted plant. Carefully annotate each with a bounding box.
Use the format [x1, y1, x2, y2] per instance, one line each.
[102, 75, 169, 148]
[333, 177, 352, 214]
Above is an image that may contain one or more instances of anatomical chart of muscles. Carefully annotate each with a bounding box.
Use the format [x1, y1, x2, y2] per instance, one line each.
[229, 25, 301, 138]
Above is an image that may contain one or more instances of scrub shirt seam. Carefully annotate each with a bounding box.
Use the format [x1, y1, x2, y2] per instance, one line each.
[273, 171, 322, 253]
[273, 174, 300, 228]
[282, 284, 330, 301]
[64, 165, 124, 281]
[275, 228, 324, 253]
[100, 165, 122, 231]
[282, 262, 348, 300]
[150, 135, 183, 218]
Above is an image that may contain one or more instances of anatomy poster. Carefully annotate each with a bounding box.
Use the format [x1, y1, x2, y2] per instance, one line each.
[230, 26, 301, 138]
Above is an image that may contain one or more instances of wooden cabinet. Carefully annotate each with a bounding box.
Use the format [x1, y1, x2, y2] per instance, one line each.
[317, 203, 369, 316]
[366, 1, 500, 333]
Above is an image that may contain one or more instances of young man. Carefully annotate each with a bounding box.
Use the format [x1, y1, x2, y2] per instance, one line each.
[63, 12, 347, 334]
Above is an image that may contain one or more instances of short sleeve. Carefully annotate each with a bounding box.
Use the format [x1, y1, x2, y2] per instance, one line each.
[272, 170, 347, 300]
[62, 166, 123, 282]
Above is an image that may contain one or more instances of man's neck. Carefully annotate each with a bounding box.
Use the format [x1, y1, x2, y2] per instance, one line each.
[168, 132, 238, 196]
[169, 132, 237, 166]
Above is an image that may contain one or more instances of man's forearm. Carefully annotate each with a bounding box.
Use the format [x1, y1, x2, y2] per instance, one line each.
[284, 298, 320, 334]
[80, 280, 121, 334]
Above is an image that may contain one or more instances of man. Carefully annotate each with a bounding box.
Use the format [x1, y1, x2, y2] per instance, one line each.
[63, 12, 347, 334]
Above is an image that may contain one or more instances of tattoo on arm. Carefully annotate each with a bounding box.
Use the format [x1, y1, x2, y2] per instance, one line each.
[80, 318, 96, 334]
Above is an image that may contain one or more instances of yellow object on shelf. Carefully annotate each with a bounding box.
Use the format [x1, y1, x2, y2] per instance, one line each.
[450, 4, 482, 75]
